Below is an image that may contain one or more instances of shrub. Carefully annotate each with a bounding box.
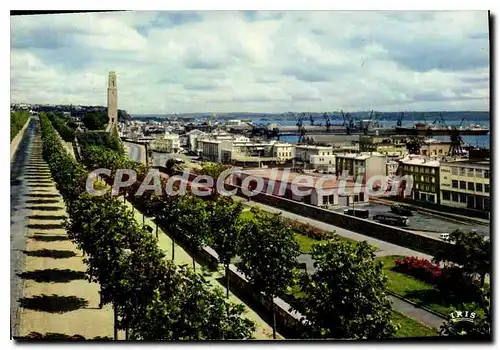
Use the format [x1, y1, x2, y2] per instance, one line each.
[394, 256, 441, 284]
[435, 266, 482, 303]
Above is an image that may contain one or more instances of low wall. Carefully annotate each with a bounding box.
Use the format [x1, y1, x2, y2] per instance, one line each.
[228, 185, 452, 257]
[10, 116, 31, 161]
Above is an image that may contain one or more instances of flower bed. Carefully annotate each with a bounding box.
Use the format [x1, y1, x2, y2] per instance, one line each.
[393, 256, 441, 284]
[284, 219, 334, 241]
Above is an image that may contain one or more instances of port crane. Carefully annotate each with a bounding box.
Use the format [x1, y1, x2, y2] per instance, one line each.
[323, 112, 331, 132]
[296, 113, 307, 143]
[396, 113, 404, 127]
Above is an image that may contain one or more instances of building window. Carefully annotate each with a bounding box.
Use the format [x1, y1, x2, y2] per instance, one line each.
[424, 184, 429, 191]
[459, 181, 466, 190]
[438, 149, 443, 155]
[467, 182, 474, 191]
[416, 183, 420, 190]
[410, 166, 414, 172]
[476, 183, 483, 192]
[459, 193, 467, 203]
[431, 168, 435, 174]
[475, 169, 483, 178]
[468, 168, 475, 177]
[452, 167, 458, 175]
[428, 194, 435, 202]
[452, 192, 459, 202]
[431, 185, 435, 192]
[443, 191, 450, 200]
[484, 170, 490, 179]
[452, 180, 458, 188]
[485, 184, 490, 193]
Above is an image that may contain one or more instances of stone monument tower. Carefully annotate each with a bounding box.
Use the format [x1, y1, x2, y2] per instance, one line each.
[106, 71, 118, 133]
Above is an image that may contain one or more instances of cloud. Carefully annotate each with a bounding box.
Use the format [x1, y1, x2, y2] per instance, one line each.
[10, 10, 489, 113]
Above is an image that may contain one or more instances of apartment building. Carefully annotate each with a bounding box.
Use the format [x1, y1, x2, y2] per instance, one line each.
[186, 129, 206, 153]
[310, 154, 336, 172]
[272, 142, 294, 163]
[398, 155, 440, 204]
[335, 152, 387, 182]
[293, 145, 334, 162]
[150, 132, 180, 153]
[440, 159, 490, 211]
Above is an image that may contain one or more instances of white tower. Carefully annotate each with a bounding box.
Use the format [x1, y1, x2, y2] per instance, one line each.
[106, 71, 118, 133]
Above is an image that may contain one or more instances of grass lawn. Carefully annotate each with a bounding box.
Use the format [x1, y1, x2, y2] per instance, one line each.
[241, 209, 376, 253]
[391, 311, 437, 338]
[283, 284, 437, 339]
[376, 255, 459, 316]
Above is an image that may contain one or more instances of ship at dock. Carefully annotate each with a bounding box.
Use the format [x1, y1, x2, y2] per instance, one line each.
[395, 122, 489, 136]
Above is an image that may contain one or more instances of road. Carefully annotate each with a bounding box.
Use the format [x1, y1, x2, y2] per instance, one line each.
[235, 197, 433, 260]
[332, 202, 489, 237]
[10, 117, 37, 337]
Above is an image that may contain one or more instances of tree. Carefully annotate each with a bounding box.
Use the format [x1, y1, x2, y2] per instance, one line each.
[434, 229, 490, 287]
[175, 195, 210, 270]
[130, 267, 255, 340]
[82, 111, 108, 130]
[299, 238, 396, 339]
[439, 286, 491, 338]
[207, 197, 245, 299]
[196, 162, 231, 195]
[238, 211, 301, 339]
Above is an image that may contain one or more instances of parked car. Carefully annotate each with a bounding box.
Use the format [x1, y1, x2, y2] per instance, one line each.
[343, 208, 370, 219]
[390, 205, 413, 216]
[439, 233, 450, 241]
[373, 213, 409, 226]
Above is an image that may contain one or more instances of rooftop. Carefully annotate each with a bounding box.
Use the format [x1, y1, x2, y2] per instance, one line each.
[442, 159, 490, 167]
[336, 152, 386, 160]
[240, 168, 363, 191]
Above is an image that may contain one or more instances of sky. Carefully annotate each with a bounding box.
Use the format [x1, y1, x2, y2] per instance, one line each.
[10, 10, 490, 114]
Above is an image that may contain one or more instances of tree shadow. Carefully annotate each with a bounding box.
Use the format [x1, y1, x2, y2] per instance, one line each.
[402, 289, 454, 311]
[26, 184, 53, 188]
[27, 223, 65, 230]
[30, 235, 69, 242]
[28, 215, 66, 220]
[24, 177, 52, 181]
[18, 269, 86, 283]
[25, 206, 63, 211]
[15, 332, 113, 340]
[19, 294, 88, 313]
[25, 194, 59, 199]
[22, 249, 76, 259]
[11, 179, 22, 186]
[25, 199, 59, 205]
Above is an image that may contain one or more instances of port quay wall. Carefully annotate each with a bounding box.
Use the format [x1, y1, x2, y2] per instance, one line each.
[225, 184, 453, 257]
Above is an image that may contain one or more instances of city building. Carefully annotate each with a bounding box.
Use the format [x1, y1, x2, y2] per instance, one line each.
[439, 159, 490, 212]
[185, 129, 207, 153]
[271, 142, 294, 163]
[151, 132, 180, 153]
[230, 168, 369, 208]
[335, 152, 387, 181]
[420, 139, 451, 158]
[310, 154, 336, 172]
[293, 145, 334, 163]
[398, 155, 440, 204]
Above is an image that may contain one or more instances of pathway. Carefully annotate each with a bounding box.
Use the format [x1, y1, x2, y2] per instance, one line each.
[11, 119, 116, 339]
